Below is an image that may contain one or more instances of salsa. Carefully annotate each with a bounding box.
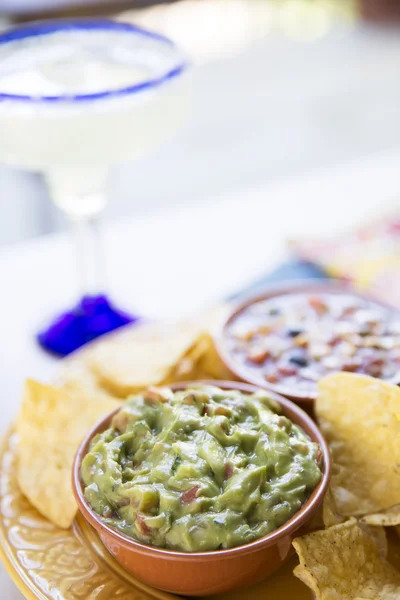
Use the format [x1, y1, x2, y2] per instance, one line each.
[81, 385, 321, 552]
[225, 293, 400, 393]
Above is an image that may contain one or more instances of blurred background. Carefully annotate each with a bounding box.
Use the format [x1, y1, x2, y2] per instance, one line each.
[0, 0, 400, 247]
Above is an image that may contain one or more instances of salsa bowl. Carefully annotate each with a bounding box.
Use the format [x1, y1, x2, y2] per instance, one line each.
[215, 281, 400, 405]
[73, 380, 330, 596]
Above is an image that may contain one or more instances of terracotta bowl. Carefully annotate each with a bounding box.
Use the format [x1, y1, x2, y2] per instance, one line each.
[73, 380, 330, 596]
[215, 280, 400, 407]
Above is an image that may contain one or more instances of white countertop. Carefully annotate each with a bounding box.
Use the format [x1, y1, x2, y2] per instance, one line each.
[1, 150, 400, 598]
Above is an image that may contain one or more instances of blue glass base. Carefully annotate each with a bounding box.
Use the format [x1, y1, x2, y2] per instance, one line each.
[37, 295, 138, 356]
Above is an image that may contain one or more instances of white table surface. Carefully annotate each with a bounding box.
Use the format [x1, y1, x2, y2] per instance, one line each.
[1, 150, 400, 598]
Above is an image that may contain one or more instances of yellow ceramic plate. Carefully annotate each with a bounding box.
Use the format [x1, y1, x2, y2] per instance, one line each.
[3, 424, 400, 598]
[4, 315, 400, 599]
[0, 428, 313, 600]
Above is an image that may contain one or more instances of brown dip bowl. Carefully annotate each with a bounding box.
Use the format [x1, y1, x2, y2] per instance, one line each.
[215, 281, 400, 407]
[73, 380, 330, 596]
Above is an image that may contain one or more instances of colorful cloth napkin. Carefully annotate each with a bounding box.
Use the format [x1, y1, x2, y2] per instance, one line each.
[291, 213, 400, 307]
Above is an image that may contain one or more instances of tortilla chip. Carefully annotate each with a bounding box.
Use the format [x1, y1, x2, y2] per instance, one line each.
[17, 379, 116, 529]
[166, 333, 235, 383]
[362, 505, 400, 527]
[57, 354, 122, 402]
[58, 305, 230, 399]
[86, 320, 194, 396]
[165, 332, 212, 383]
[323, 487, 347, 529]
[293, 519, 400, 599]
[316, 373, 400, 517]
[196, 333, 238, 380]
[86, 307, 229, 397]
[323, 488, 387, 557]
[362, 524, 388, 559]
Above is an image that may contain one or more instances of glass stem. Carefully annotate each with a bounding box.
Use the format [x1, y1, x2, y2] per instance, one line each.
[45, 166, 108, 299]
[73, 214, 104, 297]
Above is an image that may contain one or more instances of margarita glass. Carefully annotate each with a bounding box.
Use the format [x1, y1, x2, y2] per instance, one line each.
[0, 19, 188, 355]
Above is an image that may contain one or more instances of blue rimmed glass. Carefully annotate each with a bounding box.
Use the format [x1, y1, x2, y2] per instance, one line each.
[0, 19, 189, 355]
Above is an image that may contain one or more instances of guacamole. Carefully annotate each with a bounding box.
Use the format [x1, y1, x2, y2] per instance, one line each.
[81, 385, 322, 552]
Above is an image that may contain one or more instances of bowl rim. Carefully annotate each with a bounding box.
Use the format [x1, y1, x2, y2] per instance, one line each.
[214, 279, 400, 404]
[72, 379, 331, 560]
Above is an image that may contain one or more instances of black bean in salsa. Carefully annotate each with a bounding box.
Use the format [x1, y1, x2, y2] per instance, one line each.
[289, 353, 308, 368]
[287, 328, 304, 338]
